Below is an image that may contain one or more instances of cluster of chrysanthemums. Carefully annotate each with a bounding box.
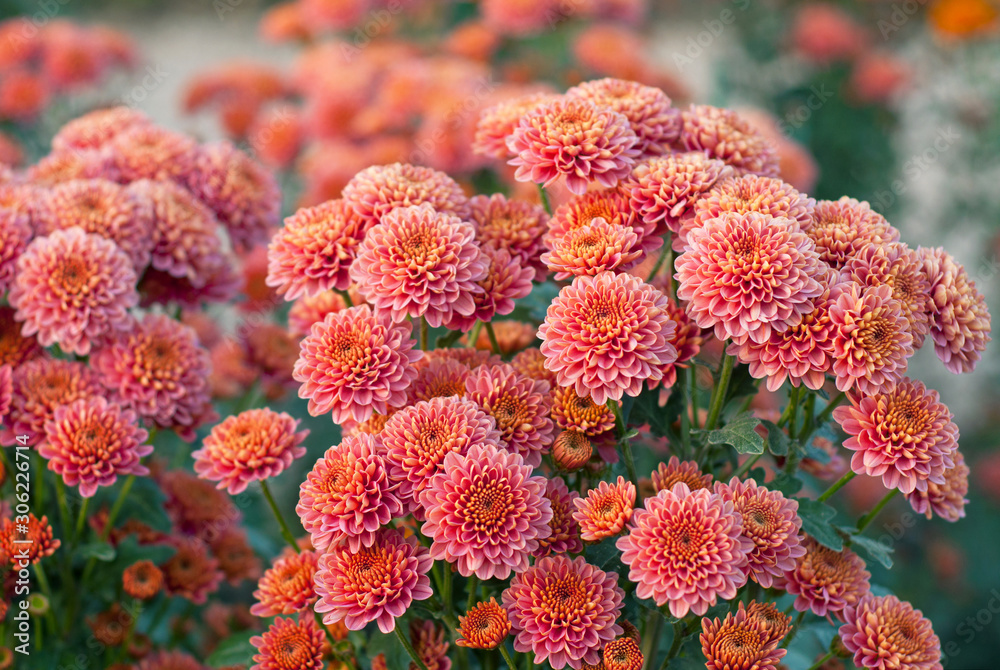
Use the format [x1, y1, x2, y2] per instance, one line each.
[0, 78, 991, 670]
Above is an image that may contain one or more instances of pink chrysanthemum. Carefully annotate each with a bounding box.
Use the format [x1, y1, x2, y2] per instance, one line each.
[410, 618, 452, 670]
[551, 385, 617, 440]
[0, 207, 31, 295]
[474, 92, 557, 159]
[839, 595, 943, 670]
[833, 378, 958, 494]
[342, 162, 470, 229]
[109, 123, 200, 183]
[806, 197, 900, 269]
[651, 456, 714, 494]
[266, 199, 366, 300]
[469, 193, 549, 273]
[502, 555, 624, 669]
[419, 442, 551, 579]
[92, 313, 215, 440]
[381, 396, 502, 510]
[409, 356, 471, 403]
[293, 306, 420, 424]
[567, 78, 681, 157]
[288, 291, 349, 337]
[313, 527, 433, 634]
[627, 152, 732, 234]
[9, 227, 137, 356]
[539, 271, 677, 405]
[297, 432, 403, 552]
[0, 306, 43, 369]
[464, 363, 555, 467]
[0, 364, 10, 420]
[251, 616, 325, 670]
[781, 537, 871, 619]
[681, 105, 780, 177]
[616, 482, 751, 618]
[350, 203, 487, 327]
[573, 476, 636, 542]
[186, 140, 281, 252]
[828, 282, 913, 394]
[905, 450, 969, 522]
[548, 187, 662, 260]
[51, 106, 152, 153]
[39, 397, 150, 498]
[192, 408, 309, 495]
[917, 246, 992, 374]
[542, 216, 642, 280]
[445, 244, 535, 331]
[536, 477, 583, 557]
[714, 477, 805, 588]
[2, 359, 102, 446]
[161, 536, 224, 604]
[675, 212, 825, 345]
[251, 548, 320, 617]
[507, 97, 640, 196]
[700, 602, 787, 670]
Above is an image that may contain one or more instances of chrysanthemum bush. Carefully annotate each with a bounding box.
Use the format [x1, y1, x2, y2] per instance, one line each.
[0, 76, 992, 670]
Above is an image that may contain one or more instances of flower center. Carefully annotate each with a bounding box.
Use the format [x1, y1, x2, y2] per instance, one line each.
[54, 257, 93, 294]
[463, 479, 513, 531]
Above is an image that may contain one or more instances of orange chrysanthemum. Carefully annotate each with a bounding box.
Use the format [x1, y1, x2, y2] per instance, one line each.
[651, 456, 713, 494]
[123, 560, 164, 600]
[839, 595, 942, 670]
[573, 476, 636, 542]
[161, 537, 224, 604]
[250, 616, 325, 670]
[603, 637, 644, 670]
[806, 197, 900, 269]
[457, 598, 511, 649]
[552, 430, 593, 471]
[0, 514, 60, 565]
[700, 602, 787, 670]
[251, 548, 320, 617]
[781, 537, 871, 619]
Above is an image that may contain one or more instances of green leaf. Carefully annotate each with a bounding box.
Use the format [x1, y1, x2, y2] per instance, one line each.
[848, 533, 894, 569]
[627, 387, 682, 439]
[761, 420, 791, 457]
[703, 413, 765, 455]
[585, 537, 622, 571]
[768, 472, 804, 496]
[796, 498, 844, 551]
[75, 541, 115, 562]
[206, 631, 256, 668]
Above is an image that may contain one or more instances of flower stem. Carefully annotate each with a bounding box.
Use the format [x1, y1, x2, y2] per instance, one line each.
[73, 496, 90, 543]
[857, 489, 900, 532]
[646, 245, 671, 283]
[640, 611, 661, 670]
[466, 575, 480, 613]
[817, 470, 857, 503]
[484, 321, 501, 356]
[607, 400, 639, 492]
[705, 352, 734, 431]
[806, 651, 835, 670]
[336, 288, 354, 308]
[467, 320, 483, 349]
[419, 316, 429, 351]
[732, 453, 763, 480]
[498, 645, 517, 669]
[690, 364, 700, 429]
[679, 367, 692, 459]
[798, 392, 817, 441]
[814, 391, 847, 427]
[658, 621, 686, 670]
[55, 480, 71, 543]
[781, 610, 806, 648]
[260, 479, 300, 552]
[536, 184, 552, 216]
[395, 624, 430, 670]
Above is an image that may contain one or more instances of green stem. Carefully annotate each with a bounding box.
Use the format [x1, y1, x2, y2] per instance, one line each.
[798, 393, 817, 441]
[396, 624, 430, 670]
[817, 470, 857, 503]
[100, 474, 136, 542]
[659, 621, 686, 670]
[260, 480, 300, 552]
[467, 320, 483, 349]
[646, 245, 671, 282]
[55, 480, 71, 543]
[483, 322, 501, 356]
[498, 645, 517, 669]
[732, 453, 763, 480]
[73, 496, 90, 543]
[679, 367, 692, 459]
[466, 575, 480, 614]
[705, 352, 735, 431]
[806, 651, 835, 670]
[419, 316, 429, 351]
[607, 400, 639, 492]
[536, 184, 552, 216]
[857, 489, 900, 532]
[690, 363, 700, 429]
[814, 391, 847, 427]
[336, 288, 354, 308]
[441, 562, 454, 620]
[781, 610, 806, 648]
[640, 611, 662, 670]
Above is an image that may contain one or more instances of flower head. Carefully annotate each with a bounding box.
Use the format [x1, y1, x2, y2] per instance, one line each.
[410, 619, 451, 670]
[782, 537, 871, 618]
[457, 598, 511, 649]
[627, 152, 732, 234]
[905, 450, 969, 522]
[536, 477, 583, 557]
[159, 469, 241, 537]
[573, 476, 636, 542]
[122, 560, 164, 600]
[409, 357, 471, 403]
[469, 193, 549, 272]
[551, 385, 617, 438]
[445, 244, 535, 331]
[288, 291, 349, 336]
[511, 347, 558, 387]
[567, 78, 681, 157]
[0, 306, 43, 368]
[342, 163, 470, 229]
[546, 188, 660, 259]
[251, 548, 320, 616]
[747, 601, 792, 646]
[474, 92, 557, 159]
[51, 106, 151, 152]
[161, 537, 224, 604]
[0, 207, 31, 295]
[542, 216, 642, 280]
[109, 124, 200, 183]
[651, 457, 714, 494]
[681, 105, 780, 177]
[250, 616, 325, 670]
[0, 514, 60, 565]
[3, 359, 102, 446]
[700, 602, 787, 670]
[806, 197, 900, 269]
[839, 595, 942, 670]
[603, 637, 644, 670]
[552, 430, 593, 471]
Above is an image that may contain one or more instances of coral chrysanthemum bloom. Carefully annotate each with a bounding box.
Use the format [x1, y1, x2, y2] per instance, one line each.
[350, 203, 487, 327]
[313, 528, 433, 633]
[266, 198, 366, 300]
[445, 245, 535, 331]
[0, 207, 31, 296]
[474, 92, 556, 159]
[0, 309, 43, 371]
[288, 291, 349, 337]
[828, 282, 913, 395]
[251, 548, 319, 616]
[381, 396, 502, 509]
[10, 227, 137, 356]
[297, 432, 403, 552]
[250, 616, 325, 670]
[651, 456, 714, 494]
[51, 106, 151, 153]
[781, 537, 871, 618]
[39, 397, 151, 498]
[700, 602, 787, 670]
[293, 306, 420, 424]
[675, 212, 825, 345]
[573, 476, 636, 542]
[906, 450, 969, 522]
[409, 357, 471, 403]
[603, 637, 644, 670]
[160, 468, 241, 537]
[410, 619, 452, 670]
[192, 408, 309, 494]
[627, 152, 732, 234]
[502, 555, 624, 669]
[839, 595, 943, 670]
[546, 188, 660, 259]
[616, 482, 751, 618]
[468, 193, 549, 273]
[536, 477, 583, 557]
[92, 313, 215, 440]
[681, 105, 780, 177]
[457, 598, 511, 649]
[419, 442, 552, 579]
[747, 601, 792, 645]
[511, 347, 558, 387]
[806, 197, 900, 269]
[109, 123, 200, 183]
[552, 430, 593, 471]
[464, 363, 554, 467]
[540, 271, 677, 405]
[714, 477, 805, 588]
[0, 514, 60, 565]
[507, 97, 640, 196]
[542, 217, 642, 280]
[551, 385, 616, 438]
[833, 378, 958, 494]
[567, 78, 681, 157]
[122, 560, 164, 600]
[342, 163, 470, 229]
[3, 359, 103, 446]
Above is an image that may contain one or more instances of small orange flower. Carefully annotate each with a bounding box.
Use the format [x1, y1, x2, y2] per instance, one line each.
[573, 476, 636, 541]
[123, 560, 164, 600]
[603, 637, 644, 670]
[651, 456, 713, 494]
[552, 430, 593, 471]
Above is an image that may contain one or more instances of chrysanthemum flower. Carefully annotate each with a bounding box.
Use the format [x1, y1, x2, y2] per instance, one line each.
[297, 433, 403, 552]
[603, 637, 644, 670]
[0, 207, 31, 295]
[288, 291, 349, 337]
[573, 476, 636, 542]
[503, 555, 624, 669]
[481, 0, 560, 35]
[511, 347, 557, 387]
[381, 396, 502, 509]
[313, 527, 433, 634]
[410, 619, 452, 670]
[136, 650, 203, 670]
[92, 313, 215, 440]
[192, 408, 308, 495]
[0, 514, 60, 565]
[39, 396, 150, 498]
[419, 442, 551, 579]
[109, 123, 200, 183]
[507, 97, 640, 196]
[627, 152, 732, 234]
[266, 199, 366, 300]
[251, 548, 320, 616]
[617, 482, 751, 617]
[350, 203, 486, 327]
[446, 245, 535, 331]
[457, 598, 511, 649]
[905, 450, 969, 522]
[536, 477, 583, 557]
[551, 385, 616, 438]
[839, 595, 942, 670]
[828, 282, 913, 394]
[833, 378, 958, 494]
[3, 359, 103, 446]
[806, 197, 900, 269]
[138, 254, 241, 308]
[10, 227, 137, 356]
[474, 93, 557, 159]
[700, 602, 787, 670]
[651, 456, 713, 494]
[568, 78, 681, 157]
[747, 601, 792, 645]
[540, 271, 677, 405]
[552, 430, 593, 471]
[161, 537, 224, 604]
[26, 149, 118, 186]
[0, 306, 43, 369]
[160, 468, 241, 538]
[251, 616, 325, 670]
[546, 188, 661, 259]
[781, 537, 871, 619]
[675, 212, 825, 344]
[342, 163, 470, 229]
[468, 193, 549, 273]
[122, 560, 164, 600]
[542, 217, 642, 280]
[918, 246, 991, 374]
[714, 477, 805, 587]
[469, 320, 537, 354]
[0, 364, 11, 420]
[211, 528, 261, 583]
[681, 105, 780, 177]
[293, 305, 420, 424]
[464, 363, 555, 467]
[409, 357, 470, 403]
[51, 106, 151, 153]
